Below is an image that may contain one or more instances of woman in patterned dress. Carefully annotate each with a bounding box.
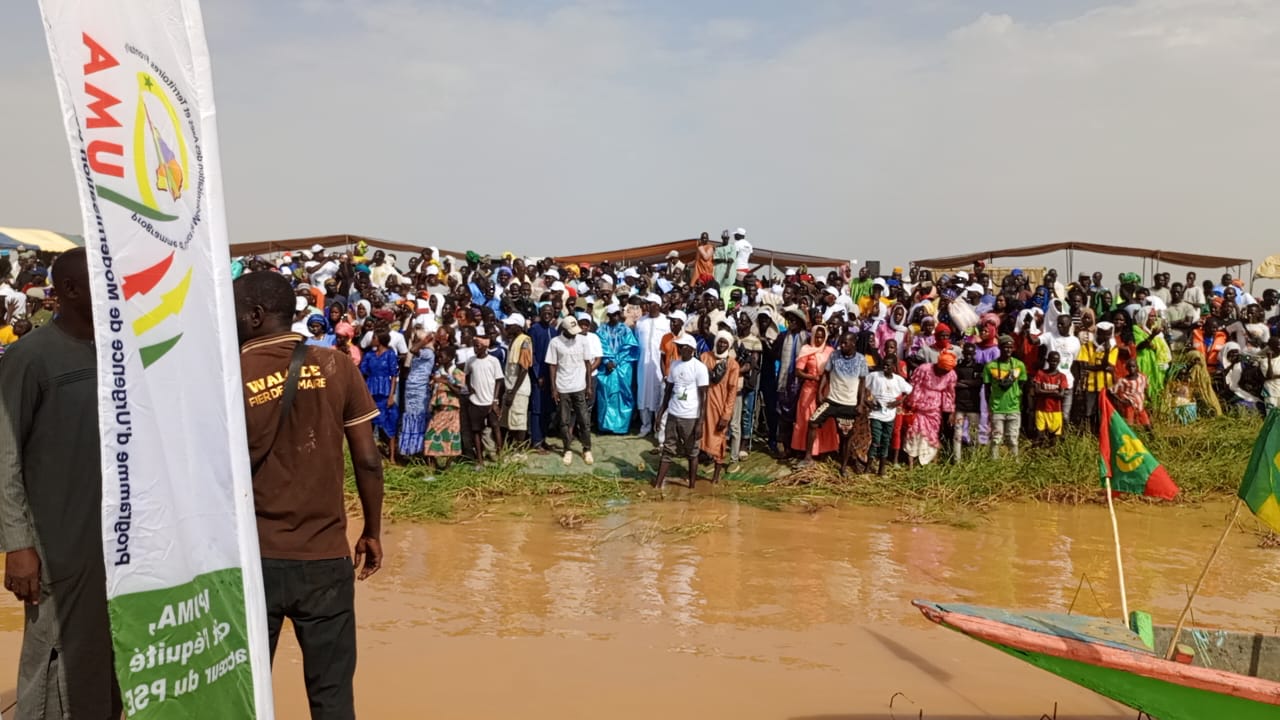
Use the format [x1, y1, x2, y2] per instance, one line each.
[423, 346, 466, 469]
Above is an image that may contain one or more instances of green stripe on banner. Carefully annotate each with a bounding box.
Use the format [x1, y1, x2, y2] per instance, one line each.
[139, 334, 183, 368]
[96, 186, 180, 222]
[110, 567, 255, 717]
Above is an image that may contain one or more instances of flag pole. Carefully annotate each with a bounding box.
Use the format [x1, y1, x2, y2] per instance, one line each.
[1103, 475, 1130, 623]
[1163, 500, 1242, 660]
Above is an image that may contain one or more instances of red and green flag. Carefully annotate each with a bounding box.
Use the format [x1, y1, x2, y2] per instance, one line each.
[1099, 392, 1179, 499]
[1238, 409, 1280, 533]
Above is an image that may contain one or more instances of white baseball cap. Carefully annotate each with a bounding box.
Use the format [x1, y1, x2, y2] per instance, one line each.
[503, 313, 526, 327]
[674, 335, 696, 348]
[559, 316, 581, 335]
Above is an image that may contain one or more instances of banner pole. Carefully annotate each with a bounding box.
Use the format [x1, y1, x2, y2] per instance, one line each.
[1103, 475, 1129, 624]
[1163, 500, 1242, 660]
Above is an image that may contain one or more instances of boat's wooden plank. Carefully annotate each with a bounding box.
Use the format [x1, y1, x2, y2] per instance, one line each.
[933, 602, 1155, 655]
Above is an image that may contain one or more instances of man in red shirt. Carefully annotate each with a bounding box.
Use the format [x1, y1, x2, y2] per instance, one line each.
[1031, 350, 1069, 447]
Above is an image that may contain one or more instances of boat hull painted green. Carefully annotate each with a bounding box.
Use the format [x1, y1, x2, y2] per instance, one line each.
[983, 639, 1278, 720]
[914, 600, 1280, 717]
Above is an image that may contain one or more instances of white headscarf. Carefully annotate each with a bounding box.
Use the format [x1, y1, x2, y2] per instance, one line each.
[1015, 308, 1044, 337]
[713, 329, 736, 359]
[1044, 298, 1068, 339]
[948, 296, 979, 335]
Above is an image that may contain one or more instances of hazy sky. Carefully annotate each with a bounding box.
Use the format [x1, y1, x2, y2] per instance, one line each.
[2, 0, 1277, 274]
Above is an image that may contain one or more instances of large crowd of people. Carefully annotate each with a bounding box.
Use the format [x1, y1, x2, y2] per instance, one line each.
[4, 234, 1279, 483]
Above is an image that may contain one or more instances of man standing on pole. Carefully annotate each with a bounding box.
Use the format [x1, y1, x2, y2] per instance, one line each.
[0, 248, 122, 719]
[234, 271, 385, 718]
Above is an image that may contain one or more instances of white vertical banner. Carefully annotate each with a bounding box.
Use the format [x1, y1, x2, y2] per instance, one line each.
[38, 1, 274, 717]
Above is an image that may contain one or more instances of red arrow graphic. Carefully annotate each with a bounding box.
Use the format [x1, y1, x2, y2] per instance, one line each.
[123, 251, 175, 299]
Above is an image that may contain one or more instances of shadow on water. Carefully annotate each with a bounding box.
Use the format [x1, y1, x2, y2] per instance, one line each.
[864, 627, 954, 683]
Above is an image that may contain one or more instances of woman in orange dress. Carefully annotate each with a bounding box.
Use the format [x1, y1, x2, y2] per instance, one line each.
[700, 330, 741, 483]
[791, 325, 839, 459]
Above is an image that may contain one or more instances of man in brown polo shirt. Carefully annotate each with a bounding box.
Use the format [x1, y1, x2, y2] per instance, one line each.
[233, 271, 384, 719]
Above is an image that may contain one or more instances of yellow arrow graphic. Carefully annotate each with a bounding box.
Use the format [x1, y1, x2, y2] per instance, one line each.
[132, 267, 193, 336]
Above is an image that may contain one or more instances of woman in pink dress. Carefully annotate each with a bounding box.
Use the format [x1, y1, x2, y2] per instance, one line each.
[791, 325, 839, 458]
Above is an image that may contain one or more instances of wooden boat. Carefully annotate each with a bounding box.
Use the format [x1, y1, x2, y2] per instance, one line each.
[914, 600, 1280, 720]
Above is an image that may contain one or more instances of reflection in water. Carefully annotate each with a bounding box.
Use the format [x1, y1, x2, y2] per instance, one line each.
[333, 499, 1280, 643]
[0, 500, 1274, 640]
[2, 499, 1276, 719]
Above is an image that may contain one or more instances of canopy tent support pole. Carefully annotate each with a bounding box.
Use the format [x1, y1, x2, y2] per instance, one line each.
[1165, 501, 1241, 659]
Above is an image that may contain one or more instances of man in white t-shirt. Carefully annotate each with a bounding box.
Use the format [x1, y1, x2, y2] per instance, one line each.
[1182, 271, 1205, 308]
[465, 337, 504, 469]
[864, 353, 912, 476]
[546, 316, 600, 465]
[655, 335, 709, 489]
[1040, 314, 1081, 423]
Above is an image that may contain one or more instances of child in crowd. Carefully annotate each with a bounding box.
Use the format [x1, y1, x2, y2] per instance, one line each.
[865, 353, 912, 476]
[1111, 358, 1151, 431]
[1031, 351, 1069, 446]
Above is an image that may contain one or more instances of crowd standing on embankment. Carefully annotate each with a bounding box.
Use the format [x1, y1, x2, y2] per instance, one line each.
[12, 232, 1266, 481]
[5, 238, 1278, 482]
[1, 235, 1277, 716]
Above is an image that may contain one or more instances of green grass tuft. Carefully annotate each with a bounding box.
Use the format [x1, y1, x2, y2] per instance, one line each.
[348, 412, 1264, 527]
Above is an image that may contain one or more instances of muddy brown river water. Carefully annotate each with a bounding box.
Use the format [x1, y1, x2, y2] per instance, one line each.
[2, 497, 1278, 718]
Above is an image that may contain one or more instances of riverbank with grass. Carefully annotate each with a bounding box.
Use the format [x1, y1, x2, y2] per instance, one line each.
[349, 412, 1265, 528]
